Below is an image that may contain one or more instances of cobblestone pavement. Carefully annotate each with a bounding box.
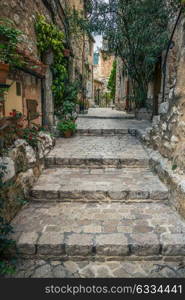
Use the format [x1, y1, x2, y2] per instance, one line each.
[7, 259, 185, 278]
[79, 108, 135, 119]
[11, 202, 185, 259]
[46, 135, 148, 168]
[9, 108, 185, 277]
[77, 117, 150, 132]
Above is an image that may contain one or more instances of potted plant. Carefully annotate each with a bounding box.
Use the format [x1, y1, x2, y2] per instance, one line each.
[57, 119, 77, 138]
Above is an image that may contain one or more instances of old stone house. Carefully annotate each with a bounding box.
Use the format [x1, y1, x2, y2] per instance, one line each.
[0, 0, 94, 128]
[93, 42, 114, 105]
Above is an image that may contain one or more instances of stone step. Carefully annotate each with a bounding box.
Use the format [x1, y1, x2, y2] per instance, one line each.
[77, 118, 151, 136]
[11, 202, 185, 260]
[31, 168, 168, 202]
[77, 128, 129, 136]
[46, 136, 149, 168]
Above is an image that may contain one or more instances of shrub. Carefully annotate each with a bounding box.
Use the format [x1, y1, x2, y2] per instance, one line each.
[57, 120, 77, 133]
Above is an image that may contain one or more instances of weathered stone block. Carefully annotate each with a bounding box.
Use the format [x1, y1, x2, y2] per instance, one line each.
[159, 102, 169, 115]
[0, 157, 15, 182]
[37, 232, 65, 255]
[17, 232, 38, 255]
[161, 233, 185, 256]
[130, 233, 160, 256]
[65, 234, 94, 256]
[96, 234, 129, 256]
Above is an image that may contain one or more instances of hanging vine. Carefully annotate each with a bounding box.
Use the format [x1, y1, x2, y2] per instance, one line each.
[35, 15, 68, 113]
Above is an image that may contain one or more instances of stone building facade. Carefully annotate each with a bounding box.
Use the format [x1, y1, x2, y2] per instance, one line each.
[0, 0, 94, 127]
[140, 11, 185, 219]
[94, 47, 114, 102]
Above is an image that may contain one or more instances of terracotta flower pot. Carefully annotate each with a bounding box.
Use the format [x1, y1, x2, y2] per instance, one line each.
[0, 63, 9, 83]
[63, 130, 73, 138]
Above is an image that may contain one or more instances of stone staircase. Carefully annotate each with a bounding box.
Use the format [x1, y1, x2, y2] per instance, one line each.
[11, 117, 185, 265]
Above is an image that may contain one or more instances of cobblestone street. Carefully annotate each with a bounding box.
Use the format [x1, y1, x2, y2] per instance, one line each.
[9, 109, 185, 278]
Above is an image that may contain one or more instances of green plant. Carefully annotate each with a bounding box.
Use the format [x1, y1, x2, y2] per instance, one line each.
[0, 18, 22, 66]
[57, 119, 77, 133]
[172, 164, 178, 171]
[108, 60, 117, 100]
[0, 162, 16, 276]
[35, 15, 68, 113]
[80, 0, 181, 108]
[19, 126, 40, 149]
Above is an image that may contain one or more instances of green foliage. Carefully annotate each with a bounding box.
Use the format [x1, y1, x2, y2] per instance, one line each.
[35, 15, 67, 113]
[108, 60, 117, 100]
[0, 18, 22, 66]
[172, 164, 178, 171]
[0, 163, 16, 276]
[20, 126, 41, 149]
[56, 80, 79, 119]
[85, 0, 180, 108]
[57, 119, 77, 133]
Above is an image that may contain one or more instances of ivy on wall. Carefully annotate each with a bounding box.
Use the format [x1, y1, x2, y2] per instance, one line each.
[108, 60, 117, 101]
[35, 15, 68, 113]
[0, 163, 16, 276]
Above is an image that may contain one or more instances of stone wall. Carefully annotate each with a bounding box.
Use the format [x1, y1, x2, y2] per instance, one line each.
[94, 50, 114, 94]
[0, 132, 55, 221]
[149, 15, 185, 172]
[139, 14, 185, 218]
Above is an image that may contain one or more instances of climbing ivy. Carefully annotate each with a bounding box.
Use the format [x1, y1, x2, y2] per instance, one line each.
[35, 15, 68, 113]
[108, 60, 117, 101]
[0, 163, 16, 276]
[0, 18, 22, 66]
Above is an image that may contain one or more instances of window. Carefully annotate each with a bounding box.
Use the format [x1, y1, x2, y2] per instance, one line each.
[16, 82, 22, 96]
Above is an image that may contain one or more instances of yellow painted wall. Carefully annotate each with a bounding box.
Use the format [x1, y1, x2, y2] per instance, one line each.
[5, 80, 23, 116]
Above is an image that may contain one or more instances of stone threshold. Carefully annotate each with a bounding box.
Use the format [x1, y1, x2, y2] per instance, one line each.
[46, 158, 149, 169]
[78, 115, 135, 120]
[77, 129, 129, 135]
[31, 188, 168, 203]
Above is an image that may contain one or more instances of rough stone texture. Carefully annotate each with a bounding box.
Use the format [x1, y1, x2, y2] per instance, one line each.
[37, 232, 65, 255]
[96, 234, 128, 256]
[6, 259, 185, 278]
[1, 133, 55, 221]
[65, 234, 94, 256]
[11, 202, 185, 259]
[130, 234, 160, 256]
[31, 167, 168, 202]
[8, 109, 185, 277]
[79, 108, 134, 119]
[46, 135, 149, 168]
[145, 147, 185, 219]
[0, 157, 15, 182]
[77, 117, 150, 134]
[146, 16, 185, 176]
